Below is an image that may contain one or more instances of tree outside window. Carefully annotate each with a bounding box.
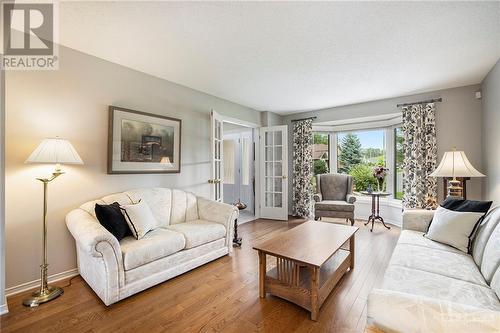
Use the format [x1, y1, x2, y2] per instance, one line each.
[337, 131, 385, 192]
[313, 133, 329, 176]
[394, 127, 404, 200]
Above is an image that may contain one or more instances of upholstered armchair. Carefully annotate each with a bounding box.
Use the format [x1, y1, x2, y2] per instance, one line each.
[314, 173, 356, 225]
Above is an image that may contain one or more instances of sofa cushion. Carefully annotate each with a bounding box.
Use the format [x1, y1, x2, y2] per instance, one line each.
[319, 174, 349, 201]
[480, 219, 500, 283]
[167, 220, 226, 249]
[389, 243, 488, 286]
[102, 192, 133, 206]
[126, 188, 172, 228]
[382, 265, 500, 311]
[315, 200, 354, 212]
[492, 266, 500, 300]
[472, 207, 500, 267]
[124, 238, 226, 284]
[120, 228, 185, 270]
[170, 190, 199, 224]
[398, 230, 464, 255]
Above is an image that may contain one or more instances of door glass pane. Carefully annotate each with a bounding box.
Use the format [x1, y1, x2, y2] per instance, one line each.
[274, 193, 282, 207]
[265, 193, 273, 207]
[266, 177, 273, 192]
[274, 131, 282, 145]
[265, 132, 273, 146]
[275, 162, 282, 176]
[265, 162, 273, 177]
[274, 146, 282, 161]
[265, 147, 273, 161]
[274, 177, 282, 192]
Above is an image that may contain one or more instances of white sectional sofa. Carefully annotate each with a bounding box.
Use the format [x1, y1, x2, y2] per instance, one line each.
[66, 188, 238, 305]
[367, 207, 500, 333]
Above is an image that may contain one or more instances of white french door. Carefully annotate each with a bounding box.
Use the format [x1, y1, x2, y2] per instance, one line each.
[259, 125, 288, 220]
[210, 110, 223, 202]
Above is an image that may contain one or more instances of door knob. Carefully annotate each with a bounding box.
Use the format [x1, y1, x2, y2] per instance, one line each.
[282, 175, 287, 179]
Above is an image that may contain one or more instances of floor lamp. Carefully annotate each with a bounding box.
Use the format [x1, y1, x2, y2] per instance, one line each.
[23, 138, 83, 307]
[430, 149, 485, 199]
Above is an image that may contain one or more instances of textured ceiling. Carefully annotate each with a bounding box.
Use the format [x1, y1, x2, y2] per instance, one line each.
[57, 1, 500, 114]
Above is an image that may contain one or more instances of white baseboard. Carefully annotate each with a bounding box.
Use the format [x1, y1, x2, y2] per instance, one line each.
[0, 303, 8, 315]
[5, 268, 79, 297]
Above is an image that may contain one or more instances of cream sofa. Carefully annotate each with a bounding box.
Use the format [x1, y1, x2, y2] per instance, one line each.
[367, 207, 500, 333]
[66, 188, 238, 306]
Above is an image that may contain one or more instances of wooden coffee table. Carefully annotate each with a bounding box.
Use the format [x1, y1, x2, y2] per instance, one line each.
[253, 221, 358, 321]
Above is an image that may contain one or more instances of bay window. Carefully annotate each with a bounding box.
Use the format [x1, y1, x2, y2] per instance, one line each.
[313, 118, 403, 201]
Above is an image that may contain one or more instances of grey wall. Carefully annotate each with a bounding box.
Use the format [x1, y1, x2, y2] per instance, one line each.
[261, 111, 285, 126]
[283, 85, 484, 212]
[5, 45, 261, 290]
[481, 59, 500, 207]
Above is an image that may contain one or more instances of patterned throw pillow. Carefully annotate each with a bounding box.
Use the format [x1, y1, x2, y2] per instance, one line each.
[120, 200, 157, 239]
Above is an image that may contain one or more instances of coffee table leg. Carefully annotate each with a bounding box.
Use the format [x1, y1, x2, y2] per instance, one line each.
[310, 266, 319, 321]
[259, 251, 266, 298]
[349, 235, 355, 270]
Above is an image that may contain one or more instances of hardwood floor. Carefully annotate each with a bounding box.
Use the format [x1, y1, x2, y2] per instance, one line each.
[0, 218, 400, 333]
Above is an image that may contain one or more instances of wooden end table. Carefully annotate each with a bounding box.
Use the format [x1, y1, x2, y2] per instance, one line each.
[253, 221, 358, 321]
[360, 191, 391, 232]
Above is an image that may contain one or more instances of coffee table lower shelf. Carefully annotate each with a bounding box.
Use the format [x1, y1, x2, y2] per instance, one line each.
[258, 248, 353, 321]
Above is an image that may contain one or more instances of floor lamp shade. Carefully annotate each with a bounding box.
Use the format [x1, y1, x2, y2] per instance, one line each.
[430, 150, 485, 198]
[25, 138, 83, 165]
[22, 138, 83, 307]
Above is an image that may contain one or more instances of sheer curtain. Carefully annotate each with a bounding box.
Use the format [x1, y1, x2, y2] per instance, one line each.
[292, 119, 313, 217]
[401, 103, 438, 208]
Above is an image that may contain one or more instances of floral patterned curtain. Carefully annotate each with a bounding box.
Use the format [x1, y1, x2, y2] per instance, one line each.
[402, 103, 438, 208]
[292, 119, 313, 217]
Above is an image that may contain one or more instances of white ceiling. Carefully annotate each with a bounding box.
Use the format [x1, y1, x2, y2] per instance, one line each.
[58, 1, 500, 114]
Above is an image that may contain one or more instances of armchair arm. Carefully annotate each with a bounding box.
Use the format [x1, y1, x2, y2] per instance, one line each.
[313, 193, 322, 202]
[367, 289, 500, 333]
[346, 194, 356, 204]
[197, 197, 238, 248]
[402, 209, 435, 232]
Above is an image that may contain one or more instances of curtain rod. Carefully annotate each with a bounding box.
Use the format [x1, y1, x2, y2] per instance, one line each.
[397, 98, 442, 108]
[291, 116, 317, 122]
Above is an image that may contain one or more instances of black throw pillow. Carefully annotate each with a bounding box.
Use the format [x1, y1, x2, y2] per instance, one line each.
[95, 202, 132, 241]
[440, 197, 493, 213]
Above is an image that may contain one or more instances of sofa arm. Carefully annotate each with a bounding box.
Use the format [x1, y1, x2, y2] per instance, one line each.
[367, 289, 500, 333]
[66, 208, 123, 264]
[313, 193, 322, 202]
[346, 194, 356, 204]
[402, 209, 435, 232]
[197, 197, 238, 248]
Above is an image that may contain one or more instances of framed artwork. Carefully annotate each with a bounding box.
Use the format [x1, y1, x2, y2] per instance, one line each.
[108, 106, 181, 174]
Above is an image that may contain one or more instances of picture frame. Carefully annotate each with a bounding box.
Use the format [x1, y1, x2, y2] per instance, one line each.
[107, 106, 182, 174]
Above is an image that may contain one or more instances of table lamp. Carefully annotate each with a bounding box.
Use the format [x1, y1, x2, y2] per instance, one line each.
[23, 137, 83, 307]
[429, 149, 484, 198]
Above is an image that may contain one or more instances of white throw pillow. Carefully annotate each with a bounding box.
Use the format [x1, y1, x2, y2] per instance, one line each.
[425, 206, 484, 253]
[120, 200, 157, 239]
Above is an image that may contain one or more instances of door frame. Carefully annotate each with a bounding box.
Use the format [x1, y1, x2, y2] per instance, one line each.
[211, 110, 261, 217]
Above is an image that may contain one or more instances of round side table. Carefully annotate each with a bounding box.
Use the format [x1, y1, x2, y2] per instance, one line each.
[360, 191, 392, 232]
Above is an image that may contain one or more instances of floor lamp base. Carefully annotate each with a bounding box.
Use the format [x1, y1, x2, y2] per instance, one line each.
[22, 286, 64, 307]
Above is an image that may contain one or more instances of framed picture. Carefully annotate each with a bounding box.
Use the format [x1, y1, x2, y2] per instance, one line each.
[108, 106, 181, 174]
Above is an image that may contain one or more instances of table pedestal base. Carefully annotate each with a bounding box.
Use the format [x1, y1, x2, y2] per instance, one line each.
[364, 194, 391, 232]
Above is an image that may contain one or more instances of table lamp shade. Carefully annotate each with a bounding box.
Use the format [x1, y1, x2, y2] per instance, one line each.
[25, 138, 83, 165]
[430, 150, 484, 178]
